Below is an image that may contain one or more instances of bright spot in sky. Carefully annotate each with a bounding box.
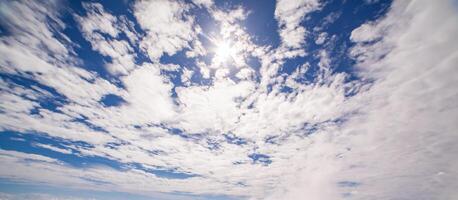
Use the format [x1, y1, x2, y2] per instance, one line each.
[214, 40, 235, 63]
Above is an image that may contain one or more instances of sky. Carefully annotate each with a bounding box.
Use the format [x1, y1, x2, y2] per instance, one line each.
[0, 0, 457, 199]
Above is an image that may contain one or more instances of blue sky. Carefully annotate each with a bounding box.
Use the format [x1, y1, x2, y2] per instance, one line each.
[0, 0, 457, 199]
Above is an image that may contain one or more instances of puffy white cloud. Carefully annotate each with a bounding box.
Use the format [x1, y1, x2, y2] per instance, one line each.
[350, 21, 383, 43]
[315, 32, 328, 45]
[134, 0, 196, 60]
[181, 67, 194, 86]
[175, 79, 255, 134]
[235, 68, 255, 80]
[275, 0, 321, 48]
[234, 73, 349, 142]
[118, 64, 177, 124]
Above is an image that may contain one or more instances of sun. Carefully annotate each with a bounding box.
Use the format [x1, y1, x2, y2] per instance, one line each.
[214, 40, 236, 63]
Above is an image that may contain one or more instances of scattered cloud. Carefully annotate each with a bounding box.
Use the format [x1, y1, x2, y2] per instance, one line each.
[134, 0, 197, 60]
[0, 0, 457, 199]
[275, 0, 321, 48]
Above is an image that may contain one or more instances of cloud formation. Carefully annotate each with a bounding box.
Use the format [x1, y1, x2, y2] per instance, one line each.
[0, 0, 457, 199]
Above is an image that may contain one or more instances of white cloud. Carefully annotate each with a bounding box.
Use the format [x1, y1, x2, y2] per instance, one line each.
[181, 68, 194, 86]
[0, 149, 217, 199]
[315, 32, 328, 45]
[75, 3, 136, 75]
[233, 73, 349, 142]
[236, 68, 254, 80]
[0, 192, 97, 200]
[0, 1, 120, 145]
[265, 0, 458, 199]
[0, 0, 72, 73]
[350, 21, 383, 43]
[33, 143, 73, 154]
[0, 149, 60, 164]
[212, 7, 248, 24]
[175, 79, 255, 134]
[1, 0, 457, 199]
[134, 0, 196, 60]
[118, 64, 177, 124]
[208, 6, 262, 76]
[77, 3, 119, 38]
[186, 35, 207, 58]
[275, 0, 321, 48]
[191, 0, 214, 8]
[196, 61, 211, 79]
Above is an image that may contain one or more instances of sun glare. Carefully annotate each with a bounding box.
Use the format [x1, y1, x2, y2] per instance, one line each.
[215, 41, 235, 62]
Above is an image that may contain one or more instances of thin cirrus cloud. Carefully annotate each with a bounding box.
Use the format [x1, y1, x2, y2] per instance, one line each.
[0, 0, 457, 200]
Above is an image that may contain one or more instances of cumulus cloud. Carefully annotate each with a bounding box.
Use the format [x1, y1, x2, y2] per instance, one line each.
[175, 79, 255, 134]
[134, 0, 197, 60]
[315, 32, 328, 45]
[275, 0, 321, 48]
